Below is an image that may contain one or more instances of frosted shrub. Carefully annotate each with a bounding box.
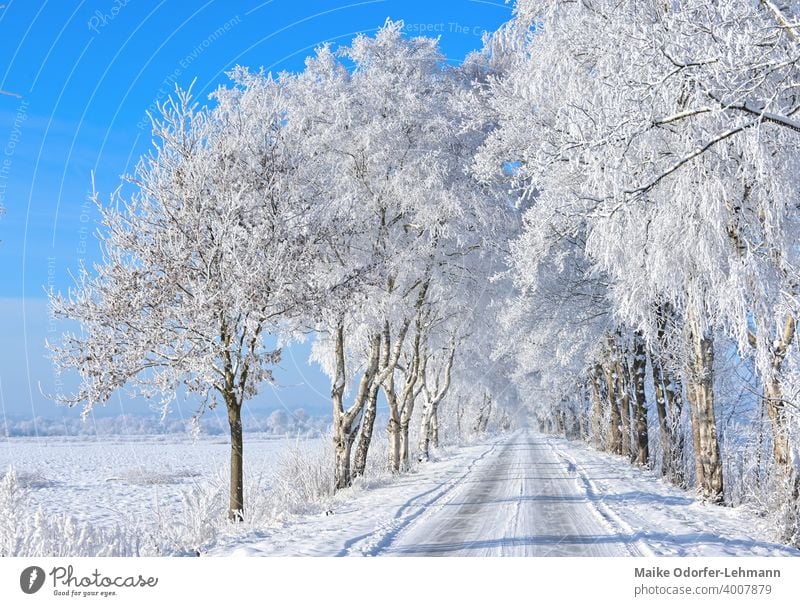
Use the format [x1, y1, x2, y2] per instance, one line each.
[270, 438, 334, 515]
[0, 469, 25, 556]
[147, 475, 229, 555]
[363, 436, 392, 481]
[0, 467, 144, 556]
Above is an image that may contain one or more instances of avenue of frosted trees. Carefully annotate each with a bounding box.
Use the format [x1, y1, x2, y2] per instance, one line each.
[483, 0, 800, 542]
[49, 1, 800, 544]
[49, 23, 519, 522]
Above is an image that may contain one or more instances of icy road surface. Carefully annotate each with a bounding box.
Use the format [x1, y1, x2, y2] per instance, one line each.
[388, 434, 642, 555]
[211, 430, 798, 557]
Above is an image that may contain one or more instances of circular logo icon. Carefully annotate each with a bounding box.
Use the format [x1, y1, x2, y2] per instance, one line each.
[20, 566, 46, 594]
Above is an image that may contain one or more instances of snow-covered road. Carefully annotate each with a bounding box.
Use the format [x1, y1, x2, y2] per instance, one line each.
[386, 433, 640, 555]
[211, 430, 799, 557]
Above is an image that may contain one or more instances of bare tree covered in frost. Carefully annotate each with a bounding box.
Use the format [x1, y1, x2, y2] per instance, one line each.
[48, 76, 317, 521]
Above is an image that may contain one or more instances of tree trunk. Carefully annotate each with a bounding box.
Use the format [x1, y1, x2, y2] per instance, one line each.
[417, 343, 454, 461]
[378, 316, 414, 474]
[419, 402, 432, 462]
[765, 374, 800, 541]
[353, 385, 379, 478]
[762, 316, 798, 498]
[555, 410, 564, 435]
[765, 379, 793, 480]
[398, 345, 422, 471]
[474, 392, 491, 434]
[631, 332, 649, 467]
[479, 395, 492, 433]
[664, 371, 686, 486]
[430, 404, 440, 448]
[227, 401, 244, 521]
[387, 414, 401, 473]
[333, 411, 355, 491]
[399, 419, 412, 471]
[331, 324, 380, 491]
[331, 321, 350, 490]
[604, 364, 623, 455]
[616, 360, 632, 461]
[651, 353, 673, 477]
[354, 329, 384, 479]
[382, 282, 428, 473]
[384, 332, 401, 473]
[579, 384, 589, 441]
[385, 369, 403, 473]
[685, 379, 704, 492]
[590, 366, 604, 449]
[655, 302, 686, 486]
[418, 396, 439, 462]
[686, 318, 724, 503]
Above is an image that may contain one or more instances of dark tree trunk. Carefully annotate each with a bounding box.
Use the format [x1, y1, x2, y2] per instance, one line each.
[480, 395, 492, 433]
[227, 401, 244, 521]
[616, 360, 632, 460]
[631, 332, 649, 467]
[590, 366, 605, 450]
[604, 364, 623, 455]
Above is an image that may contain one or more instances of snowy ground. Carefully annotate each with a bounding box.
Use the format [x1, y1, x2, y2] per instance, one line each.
[209, 430, 799, 556]
[2, 429, 796, 556]
[0, 432, 313, 528]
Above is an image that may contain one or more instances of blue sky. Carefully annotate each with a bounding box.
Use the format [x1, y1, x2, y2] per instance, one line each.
[0, 0, 511, 422]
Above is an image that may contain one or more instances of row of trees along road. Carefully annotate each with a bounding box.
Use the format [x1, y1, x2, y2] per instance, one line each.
[49, 2, 800, 546]
[49, 22, 518, 521]
[478, 0, 800, 542]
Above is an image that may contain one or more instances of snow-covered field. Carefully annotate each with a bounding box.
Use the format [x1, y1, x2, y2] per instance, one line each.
[0, 433, 323, 531]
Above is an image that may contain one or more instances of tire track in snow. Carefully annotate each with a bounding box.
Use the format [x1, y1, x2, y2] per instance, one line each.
[551, 438, 770, 556]
[550, 439, 651, 556]
[383, 431, 638, 556]
[336, 440, 500, 556]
